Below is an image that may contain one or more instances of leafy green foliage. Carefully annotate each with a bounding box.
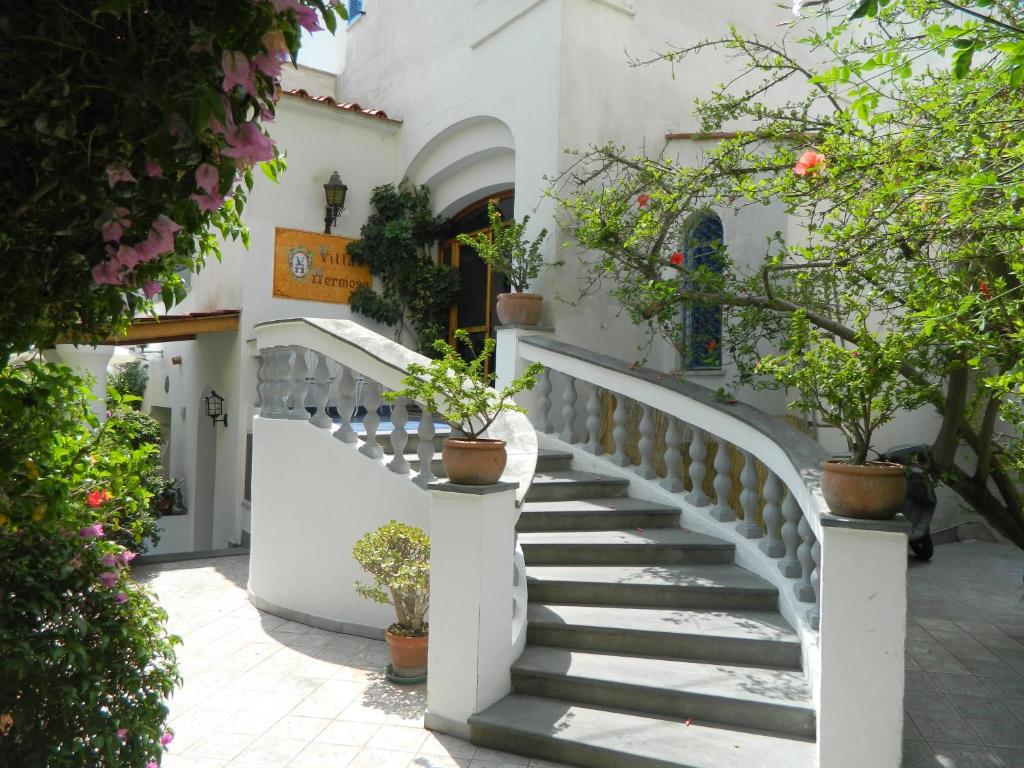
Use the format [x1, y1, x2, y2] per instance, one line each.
[352, 521, 430, 635]
[0, 363, 178, 766]
[0, 1, 345, 364]
[107, 361, 149, 407]
[384, 330, 543, 440]
[456, 200, 559, 293]
[348, 183, 460, 353]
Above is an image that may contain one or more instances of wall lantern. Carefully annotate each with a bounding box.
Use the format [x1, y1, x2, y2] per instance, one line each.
[323, 170, 348, 234]
[204, 390, 228, 427]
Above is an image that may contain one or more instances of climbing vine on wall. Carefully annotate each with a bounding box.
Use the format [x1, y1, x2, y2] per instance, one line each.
[348, 183, 459, 354]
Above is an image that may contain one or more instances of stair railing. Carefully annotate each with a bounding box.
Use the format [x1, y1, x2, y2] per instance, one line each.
[496, 327, 910, 768]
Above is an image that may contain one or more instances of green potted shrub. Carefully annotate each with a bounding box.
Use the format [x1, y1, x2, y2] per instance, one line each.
[385, 329, 543, 485]
[457, 200, 561, 326]
[353, 520, 430, 681]
[756, 312, 926, 519]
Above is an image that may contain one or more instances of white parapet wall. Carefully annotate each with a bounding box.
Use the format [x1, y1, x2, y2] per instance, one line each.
[248, 416, 431, 638]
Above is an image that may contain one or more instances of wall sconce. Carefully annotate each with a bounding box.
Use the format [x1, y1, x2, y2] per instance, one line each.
[204, 390, 228, 427]
[323, 170, 348, 234]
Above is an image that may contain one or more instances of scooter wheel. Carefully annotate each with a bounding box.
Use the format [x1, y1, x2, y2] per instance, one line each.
[910, 533, 934, 561]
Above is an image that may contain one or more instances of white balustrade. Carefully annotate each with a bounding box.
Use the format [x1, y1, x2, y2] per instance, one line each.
[583, 384, 603, 455]
[759, 471, 785, 557]
[736, 450, 763, 539]
[710, 439, 735, 521]
[534, 368, 553, 433]
[414, 412, 437, 487]
[610, 393, 629, 467]
[387, 396, 411, 474]
[559, 372, 578, 444]
[686, 427, 709, 506]
[660, 416, 685, 492]
[287, 345, 308, 420]
[334, 364, 358, 444]
[359, 380, 383, 459]
[778, 491, 803, 578]
[635, 403, 656, 479]
[309, 351, 333, 428]
[795, 516, 816, 603]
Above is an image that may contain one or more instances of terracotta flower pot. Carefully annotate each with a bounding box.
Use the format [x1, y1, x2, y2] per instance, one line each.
[496, 292, 543, 326]
[441, 437, 507, 485]
[820, 459, 907, 520]
[385, 629, 428, 678]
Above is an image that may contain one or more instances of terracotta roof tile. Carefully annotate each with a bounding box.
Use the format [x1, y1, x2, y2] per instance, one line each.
[283, 89, 400, 123]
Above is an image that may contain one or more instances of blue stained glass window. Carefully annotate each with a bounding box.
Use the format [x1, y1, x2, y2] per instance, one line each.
[683, 213, 724, 369]
[348, 0, 363, 24]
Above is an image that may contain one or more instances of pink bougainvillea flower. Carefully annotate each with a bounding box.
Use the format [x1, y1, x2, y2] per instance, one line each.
[92, 261, 125, 286]
[99, 571, 118, 588]
[118, 550, 137, 566]
[101, 553, 118, 567]
[160, 731, 174, 747]
[101, 220, 124, 243]
[262, 30, 288, 56]
[144, 159, 164, 178]
[192, 191, 226, 213]
[117, 728, 128, 740]
[115, 592, 129, 604]
[793, 150, 826, 176]
[253, 52, 284, 80]
[69, 554, 84, 569]
[222, 51, 258, 97]
[195, 163, 220, 195]
[669, 251, 684, 266]
[637, 193, 650, 207]
[147, 761, 158, 768]
[142, 281, 163, 299]
[271, 0, 323, 32]
[221, 122, 275, 164]
[105, 162, 137, 188]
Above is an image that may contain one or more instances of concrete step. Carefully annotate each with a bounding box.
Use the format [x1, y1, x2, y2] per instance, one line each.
[517, 497, 681, 533]
[407, 448, 573, 476]
[526, 564, 779, 611]
[519, 529, 734, 566]
[525, 471, 630, 502]
[512, 647, 815, 739]
[526, 603, 802, 669]
[469, 694, 816, 768]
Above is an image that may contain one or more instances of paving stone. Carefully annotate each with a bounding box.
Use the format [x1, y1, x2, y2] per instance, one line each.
[969, 719, 1024, 749]
[928, 743, 1005, 768]
[906, 670, 939, 692]
[945, 694, 1013, 721]
[908, 713, 983, 746]
[996, 748, 1024, 768]
[931, 673, 993, 698]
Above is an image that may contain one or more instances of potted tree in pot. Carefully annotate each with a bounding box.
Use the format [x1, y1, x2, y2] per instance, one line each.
[756, 312, 927, 519]
[353, 520, 430, 683]
[385, 329, 543, 485]
[457, 200, 561, 326]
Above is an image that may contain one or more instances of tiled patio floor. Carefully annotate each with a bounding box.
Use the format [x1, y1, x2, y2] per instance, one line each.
[136, 539, 1024, 768]
[135, 555, 570, 768]
[903, 540, 1024, 768]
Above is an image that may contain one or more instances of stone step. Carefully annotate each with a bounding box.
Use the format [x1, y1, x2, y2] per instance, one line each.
[517, 497, 681, 533]
[526, 603, 802, 669]
[519, 529, 734, 566]
[469, 694, 816, 768]
[512, 646, 815, 739]
[407, 448, 573, 476]
[525, 471, 630, 502]
[526, 564, 779, 611]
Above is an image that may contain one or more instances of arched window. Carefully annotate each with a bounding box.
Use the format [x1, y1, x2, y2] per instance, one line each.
[682, 212, 724, 370]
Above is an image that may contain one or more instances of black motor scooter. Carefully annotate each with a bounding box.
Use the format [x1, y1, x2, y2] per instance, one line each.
[877, 444, 937, 561]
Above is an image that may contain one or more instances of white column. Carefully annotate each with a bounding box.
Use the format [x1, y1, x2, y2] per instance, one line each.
[425, 481, 517, 739]
[816, 518, 908, 768]
[54, 344, 116, 422]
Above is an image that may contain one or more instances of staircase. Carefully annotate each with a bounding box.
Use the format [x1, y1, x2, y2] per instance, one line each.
[468, 449, 817, 768]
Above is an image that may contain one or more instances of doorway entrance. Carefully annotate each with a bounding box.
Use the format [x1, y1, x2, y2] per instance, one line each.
[439, 192, 513, 371]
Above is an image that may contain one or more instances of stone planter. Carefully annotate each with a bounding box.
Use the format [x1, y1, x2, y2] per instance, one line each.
[496, 292, 543, 326]
[820, 459, 907, 520]
[441, 437, 507, 485]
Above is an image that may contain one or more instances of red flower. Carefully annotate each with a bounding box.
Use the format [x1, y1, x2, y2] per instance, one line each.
[670, 252, 684, 266]
[851, 351, 860, 358]
[793, 150, 826, 177]
[705, 339, 719, 352]
[637, 193, 650, 207]
[86, 489, 112, 508]
[979, 280, 991, 298]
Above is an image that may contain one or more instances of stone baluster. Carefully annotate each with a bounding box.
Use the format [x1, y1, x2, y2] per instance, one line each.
[387, 396, 411, 474]
[414, 410, 437, 487]
[259, 346, 291, 419]
[660, 416, 685, 492]
[710, 439, 735, 521]
[736, 450, 763, 539]
[759, 471, 785, 557]
[808, 537, 822, 629]
[686, 427, 709, 506]
[794, 516, 816, 603]
[583, 384, 603, 455]
[559, 373, 578, 444]
[333, 365, 358, 444]
[286, 345, 308, 420]
[309, 352, 332, 428]
[254, 354, 265, 409]
[610, 394, 630, 467]
[634, 404, 656, 479]
[359, 380, 384, 459]
[777, 491, 804, 578]
[534, 368, 553, 433]
[325, 359, 339, 415]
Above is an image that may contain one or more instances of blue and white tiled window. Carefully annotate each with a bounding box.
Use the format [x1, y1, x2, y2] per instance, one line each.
[347, 0, 363, 24]
[682, 212, 724, 370]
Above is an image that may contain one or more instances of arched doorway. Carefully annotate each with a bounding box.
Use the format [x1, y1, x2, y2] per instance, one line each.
[439, 191, 513, 371]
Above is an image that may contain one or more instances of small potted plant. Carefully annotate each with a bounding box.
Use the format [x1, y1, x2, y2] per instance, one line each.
[756, 313, 926, 519]
[353, 520, 430, 682]
[457, 200, 561, 326]
[385, 329, 543, 485]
